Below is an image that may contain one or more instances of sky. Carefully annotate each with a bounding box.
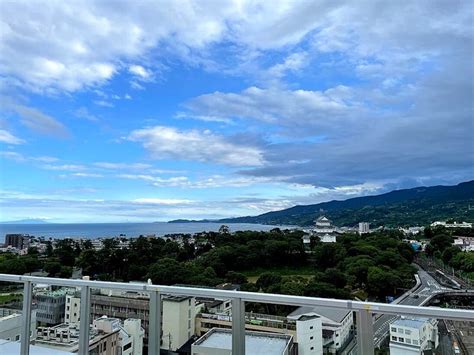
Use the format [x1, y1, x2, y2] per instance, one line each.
[0, 0, 473, 223]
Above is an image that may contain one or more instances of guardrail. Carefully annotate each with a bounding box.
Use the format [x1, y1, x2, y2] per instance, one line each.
[1, 273, 473, 355]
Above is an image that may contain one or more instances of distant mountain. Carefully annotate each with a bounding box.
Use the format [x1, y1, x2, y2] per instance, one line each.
[217, 181, 474, 227]
[0, 219, 52, 224]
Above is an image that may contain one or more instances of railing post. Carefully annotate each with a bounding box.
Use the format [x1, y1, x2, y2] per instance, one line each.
[357, 309, 374, 355]
[20, 281, 32, 355]
[232, 298, 245, 355]
[149, 290, 161, 355]
[78, 285, 91, 355]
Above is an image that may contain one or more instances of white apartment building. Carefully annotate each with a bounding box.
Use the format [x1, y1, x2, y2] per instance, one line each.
[93, 316, 144, 355]
[288, 306, 353, 354]
[0, 308, 37, 342]
[162, 295, 196, 351]
[358, 222, 370, 234]
[431, 221, 472, 228]
[389, 317, 438, 355]
[64, 293, 81, 325]
[295, 315, 323, 355]
[192, 328, 293, 355]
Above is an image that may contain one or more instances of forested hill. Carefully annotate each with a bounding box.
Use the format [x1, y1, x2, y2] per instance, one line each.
[218, 180, 474, 227]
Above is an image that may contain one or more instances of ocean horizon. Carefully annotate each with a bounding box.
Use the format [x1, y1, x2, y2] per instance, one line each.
[0, 222, 295, 242]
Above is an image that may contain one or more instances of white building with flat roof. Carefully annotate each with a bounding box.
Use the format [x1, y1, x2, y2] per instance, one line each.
[191, 328, 293, 355]
[162, 295, 196, 352]
[0, 308, 37, 342]
[295, 315, 323, 355]
[389, 317, 438, 355]
[358, 222, 370, 234]
[288, 306, 353, 353]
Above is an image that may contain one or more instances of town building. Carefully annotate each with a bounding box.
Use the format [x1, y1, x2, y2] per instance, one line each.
[82, 287, 195, 352]
[64, 292, 81, 325]
[191, 328, 294, 355]
[309, 216, 338, 243]
[453, 236, 474, 252]
[93, 316, 144, 355]
[0, 339, 71, 355]
[431, 221, 472, 228]
[0, 308, 37, 342]
[35, 288, 74, 326]
[288, 306, 353, 354]
[33, 321, 120, 354]
[358, 222, 370, 234]
[3, 234, 30, 249]
[389, 317, 438, 355]
[196, 310, 324, 354]
[162, 295, 196, 352]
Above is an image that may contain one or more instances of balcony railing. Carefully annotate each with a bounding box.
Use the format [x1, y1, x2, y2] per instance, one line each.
[1, 273, 473, 355]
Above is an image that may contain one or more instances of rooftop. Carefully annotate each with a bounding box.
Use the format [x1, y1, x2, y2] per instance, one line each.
[193, 329, 292, 355]
[392, 317, 430, 329]
[0, 339, 72, 355]
[288, 306, 351, 323]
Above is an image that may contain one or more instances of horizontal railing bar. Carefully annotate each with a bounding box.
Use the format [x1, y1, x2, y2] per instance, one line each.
[1, 274, 473, 321]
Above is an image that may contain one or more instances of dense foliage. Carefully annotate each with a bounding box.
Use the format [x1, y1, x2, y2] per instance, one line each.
[424, 226, 474, 280]
[0, 228, 417, 302]
[218, 181, 474, 227]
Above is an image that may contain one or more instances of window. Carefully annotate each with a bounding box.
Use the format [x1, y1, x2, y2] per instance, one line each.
[123, 343, 132, 351]
[392, 336, 397, 341]
[310, 326, 313, 330]
[391, 327, 397, 332]
[15, 335, 20, 341]
[404, 329, 411, 335]
[310, 336, 313, 340]
[310, 347, 314, 351]
[406, 339, 411, 344]
[413, 340, 419, 345]
[398, 328, 403, 333]
[398, 337, 404, 342]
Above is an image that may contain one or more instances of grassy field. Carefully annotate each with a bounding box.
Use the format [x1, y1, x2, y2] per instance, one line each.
[0, 293, 23, 305]
[242, 266, 315, 283]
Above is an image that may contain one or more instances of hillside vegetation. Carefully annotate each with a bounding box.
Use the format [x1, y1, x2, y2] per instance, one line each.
[218, 181, 474, 227]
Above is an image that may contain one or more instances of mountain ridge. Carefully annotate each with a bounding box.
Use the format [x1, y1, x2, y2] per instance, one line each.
[170, 180, 474, 227]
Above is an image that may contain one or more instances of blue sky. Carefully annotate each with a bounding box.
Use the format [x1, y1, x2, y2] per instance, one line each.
[0, 1, 473, 222]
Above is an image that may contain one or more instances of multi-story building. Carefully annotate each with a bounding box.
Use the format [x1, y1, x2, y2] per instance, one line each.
[196, 311, 323, 354]
[34, 321, 120, 354]
[162, 295, 195, 351]
[35, 288, 73, 325]
[295, 315, 323, 355]
[389, 317, 439, 355]
[3, 234, 30, 250]
[358, 222, 370, 234]
[93, 316, 144, 355]
[64, 292, 81, 325]
[88, 289, 196, 352]
[0, 308, 37, 342]
[312, 216, 337, 243]
[191, 328, 294, 355]
[288, 306, 353, 354]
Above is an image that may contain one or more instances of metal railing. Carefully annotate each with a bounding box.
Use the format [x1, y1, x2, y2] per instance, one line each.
[1, 273, 473, 355]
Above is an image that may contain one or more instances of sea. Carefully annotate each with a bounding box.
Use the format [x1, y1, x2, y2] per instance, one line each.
[0, 222, 294, 242]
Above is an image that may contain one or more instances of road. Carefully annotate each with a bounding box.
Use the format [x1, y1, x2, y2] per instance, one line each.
[373, 267, 451, 347]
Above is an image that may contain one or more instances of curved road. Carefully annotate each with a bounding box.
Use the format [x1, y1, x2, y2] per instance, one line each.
[373, 268, 451, 347]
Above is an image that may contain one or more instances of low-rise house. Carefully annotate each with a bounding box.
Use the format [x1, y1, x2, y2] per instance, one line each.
[389, 317, 438, 355]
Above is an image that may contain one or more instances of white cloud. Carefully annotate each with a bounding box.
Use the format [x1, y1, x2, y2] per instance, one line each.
[94, 100, 114, 108]
[74, 107, 98, 122]
[128, 126, 264, 166]
[42, 164, 87, 172]
[1, 98, 69, 137]
[132, 198, 193, 205]
[129, 65, 152, 80]
[0, 129, 25, 144]
[184, 86, 363, 135]
[94, 162, 152, 170]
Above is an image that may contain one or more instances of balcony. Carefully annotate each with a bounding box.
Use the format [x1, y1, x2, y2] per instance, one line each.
[0, 273, 473, 355]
